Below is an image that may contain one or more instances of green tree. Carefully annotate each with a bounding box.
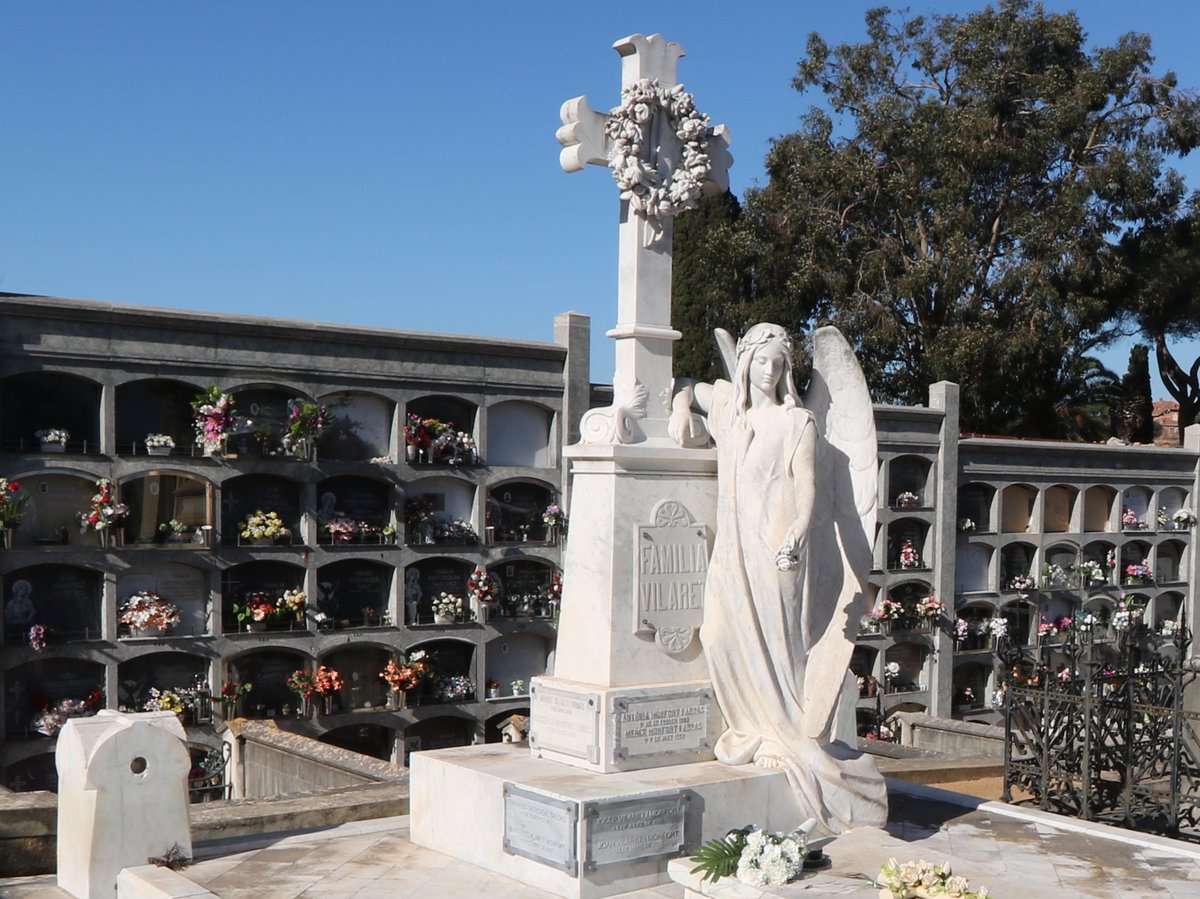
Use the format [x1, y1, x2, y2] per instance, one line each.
[1113, 345, 1154, 443]
[707, 1, 1200, 435]
[1117, 207, 1200, 443]
[671, 191, 751, 381]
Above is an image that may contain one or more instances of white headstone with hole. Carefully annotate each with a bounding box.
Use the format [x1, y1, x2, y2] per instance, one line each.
[56, 710, 191, 899]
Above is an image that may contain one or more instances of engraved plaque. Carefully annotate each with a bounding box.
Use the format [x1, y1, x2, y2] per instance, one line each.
[583, 793, 687, 868]
[613, 690, 713, 762]
[633, 500, 709, 654]
[503, 784, 578, 875]
[529, 684, 601, 763]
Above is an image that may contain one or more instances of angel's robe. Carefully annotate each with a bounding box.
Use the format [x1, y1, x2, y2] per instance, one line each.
[701, 379, 887, 833]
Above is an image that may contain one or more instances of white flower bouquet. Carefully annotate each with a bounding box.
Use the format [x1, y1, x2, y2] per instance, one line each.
[875, 857, 988, 898]
[433, 592, 462, 619]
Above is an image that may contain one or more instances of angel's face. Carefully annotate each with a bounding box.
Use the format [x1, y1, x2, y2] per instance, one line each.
[748, 340, 787, 396]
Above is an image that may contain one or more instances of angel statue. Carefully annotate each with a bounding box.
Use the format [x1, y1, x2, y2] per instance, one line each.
[668, 323, 886, 834]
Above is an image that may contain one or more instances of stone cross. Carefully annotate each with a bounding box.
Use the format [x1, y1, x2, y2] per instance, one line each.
[558, 33, 732, 444]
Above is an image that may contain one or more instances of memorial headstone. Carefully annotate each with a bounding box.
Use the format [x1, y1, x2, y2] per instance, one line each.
[56, 710, 191, 899]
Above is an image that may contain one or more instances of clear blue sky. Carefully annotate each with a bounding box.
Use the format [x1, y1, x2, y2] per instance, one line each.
[2, 1, 1198, 396]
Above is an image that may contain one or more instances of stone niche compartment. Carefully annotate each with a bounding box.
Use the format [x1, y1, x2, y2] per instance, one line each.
[3, 564, 102, 644]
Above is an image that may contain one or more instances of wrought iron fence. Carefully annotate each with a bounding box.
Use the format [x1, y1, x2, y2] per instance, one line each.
[1000, 616, 1200, 837]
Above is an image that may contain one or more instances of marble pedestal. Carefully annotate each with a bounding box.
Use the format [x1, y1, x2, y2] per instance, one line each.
[410, 743, 803, 899]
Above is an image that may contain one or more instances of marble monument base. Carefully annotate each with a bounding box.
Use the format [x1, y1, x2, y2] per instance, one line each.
[410, 742, 804, 899]
[529, 676, 723, 774]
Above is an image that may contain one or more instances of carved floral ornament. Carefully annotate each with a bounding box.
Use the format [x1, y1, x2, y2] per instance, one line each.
[606, 78, 711, 219]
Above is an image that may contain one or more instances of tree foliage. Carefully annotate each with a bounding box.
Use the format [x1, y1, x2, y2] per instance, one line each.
[678, 0, 1200, 436]
[1116, 205, 1200, 440]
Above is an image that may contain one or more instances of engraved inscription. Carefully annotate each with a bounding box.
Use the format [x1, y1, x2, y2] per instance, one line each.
[634, 500, 710, 654]
[613, 692, 711, 761]
[503, 785, 578, 875]
[584, 793, 686, 867]
[529, 685, 600, 762]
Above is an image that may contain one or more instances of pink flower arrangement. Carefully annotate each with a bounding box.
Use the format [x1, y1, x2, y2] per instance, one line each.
[191, 386, 235, 453]
[313, 665, 343, 695]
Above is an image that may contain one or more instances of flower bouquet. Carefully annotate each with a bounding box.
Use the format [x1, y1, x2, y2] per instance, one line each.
[314, 665, 343, 695]
[283, 398, 327, 459]
[1005, 573, 1036, 594]
[119, 592, 182, 636]
[233, 593, 280, 630]
[1124, 561, 1153, 584]
[1173, 509, 1196, 529]
[433, 592, 463, 624]
[381, 650, 428, 695]
[323, 516, 359, 543]
[957, 517, 975, 533]
[279, 588, 306, 621]
[191, 386, 235, 456]
[1122, 506, 1143, 529]
[1077, 560, 1105, 585]
[897, 539, 921, 569]
[34, 427, 69, 451]
[238, 510, 291, 544]
[895, 491, 920, 508]
[874, 858, 989, 898]
[144, 433, 175, 455]
[916, 595, 944, 620]
[542, 503, 567, 536]
[690, 823, 810, 887]
[78, 478, 129, 543]
[1041, 563, 1070, 589]
[142, 687, 186, 715]
[467, 567, 496, 621]
[0, 477, 31, 538]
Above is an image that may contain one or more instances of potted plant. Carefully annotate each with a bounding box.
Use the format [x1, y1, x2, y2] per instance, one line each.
[144, 433, 175, 456]
[895, 490, 920, 509]
[510, 678, 526, 697]
[486, 678, 501, 699]
[119, 591, 182, 638]
[0, 478, 30, 549]
[238, 510, 291, 545]
[191, 386, 235, 456]
[283, 397, 328, 460]
[78, 478, 130, 548]
[432, 592, 462, 625]
[34, 428, 69, 452]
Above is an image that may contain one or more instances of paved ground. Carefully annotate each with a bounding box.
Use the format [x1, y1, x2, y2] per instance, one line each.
[5, 782, 1200, 898]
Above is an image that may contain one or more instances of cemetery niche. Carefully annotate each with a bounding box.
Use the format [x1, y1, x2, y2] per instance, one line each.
[114, 378, 197, 456]
[316, 475, 396, 546]
[228, 648, 309, 718]
[315, 559, 393, 627]
[0, 371, 101, 453]
[316, 393, 394, 462]
[4, 656, 105, 742]
[221, 560, 308, 633]
[4, 564, 102, 645]
[120, 472, 211, 546]
[485, 481, 556, 544]
[221, 474, 302, 544]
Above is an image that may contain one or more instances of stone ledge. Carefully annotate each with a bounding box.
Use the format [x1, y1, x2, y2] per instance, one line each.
[117, 864, 218, 898]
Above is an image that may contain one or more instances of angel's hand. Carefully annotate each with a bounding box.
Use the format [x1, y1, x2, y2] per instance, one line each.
[775, 542, 799, 571]
[669, 407, 710, 447]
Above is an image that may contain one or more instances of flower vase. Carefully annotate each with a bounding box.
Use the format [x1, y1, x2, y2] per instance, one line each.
[321, 695, 334, 716]
[98, 529, 121, 550]
[2, 529, 11, 550]
[472, 599, 491, 624]
[130, 624, 171, 639]
[245, 621, 266, 633]
[147, 446, 171, 456]
[406, 444, 418, 462]
[40, 441, 65, 453]
[487, 687, 500, 699]
[434, 613, 454, 625]
[388, 690, 406, 711]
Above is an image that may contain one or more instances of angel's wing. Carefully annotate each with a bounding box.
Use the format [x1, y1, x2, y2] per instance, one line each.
[714, 328, 737, 381]
[801, 326, 877, 742]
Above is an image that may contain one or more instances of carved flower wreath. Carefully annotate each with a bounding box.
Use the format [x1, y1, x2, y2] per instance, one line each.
[606, 78, 711, 219]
